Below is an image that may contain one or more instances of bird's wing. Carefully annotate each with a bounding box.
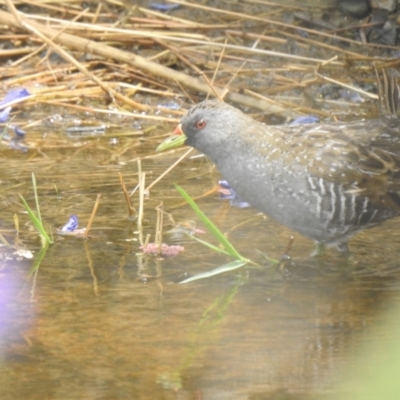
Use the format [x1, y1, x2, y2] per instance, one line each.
[304, 129, 400, 210]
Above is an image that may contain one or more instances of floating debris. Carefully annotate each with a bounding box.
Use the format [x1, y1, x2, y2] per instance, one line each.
[0, 88, 31, 151]
[339, 89, 364, 103]
[1, 126, 28, 152]
[0, 107, 11, 123]
[64, 125, 106, 137]
[57, 215, 89, 237]
[291, 115, 320, 125]
[167, 220, 206, 238]
[158, 101, 181, 110]
[6, 140, 29, 152]
[149, 3, 181, 12]
[11, 125, 26, 138]
[13, 249, 34, 259]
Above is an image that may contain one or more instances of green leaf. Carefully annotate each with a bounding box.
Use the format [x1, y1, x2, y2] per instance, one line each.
[175, 184, 244, 260]
[189, 234, 231, 256]
[20, 195, 52, 246]
[32, 172, 42, 223]
[179, 260, 248, 284]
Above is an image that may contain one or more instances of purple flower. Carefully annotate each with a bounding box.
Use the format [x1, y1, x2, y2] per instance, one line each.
[0, 88, 30, 109]
[61, 215, 79, 232]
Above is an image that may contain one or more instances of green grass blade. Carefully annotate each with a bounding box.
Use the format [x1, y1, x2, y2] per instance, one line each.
[31, 173, 42, 223]
[179, 260, 248, 284]
[255, 249, 279, 264]
[188, 234, 231, 256]
[175, 184, 244, 260]
[20, 195, 53, 245]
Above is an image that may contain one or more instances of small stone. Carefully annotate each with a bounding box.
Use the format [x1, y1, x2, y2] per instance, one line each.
[370, 0, 397, 12]
[338, 0, 370, 18]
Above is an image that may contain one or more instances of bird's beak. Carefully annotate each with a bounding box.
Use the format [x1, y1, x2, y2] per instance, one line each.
[156, 124, 187, 152]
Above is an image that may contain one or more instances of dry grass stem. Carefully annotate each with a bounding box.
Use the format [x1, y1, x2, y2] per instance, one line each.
[119, 172, 137, 219]
[0, 5, 334, 116]
[155, 202, 164, 255]
[136, 158, 145, 245]
[0, 0, 396, 150]
[146, 147, 193, 192]
[84, 194, 101, 237]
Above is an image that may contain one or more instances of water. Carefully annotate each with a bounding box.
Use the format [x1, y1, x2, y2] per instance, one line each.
[1, 110, 400, 399]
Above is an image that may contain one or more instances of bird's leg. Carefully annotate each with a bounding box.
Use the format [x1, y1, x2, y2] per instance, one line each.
[311, 242, 326, 257]
[335, 241, 351, 255]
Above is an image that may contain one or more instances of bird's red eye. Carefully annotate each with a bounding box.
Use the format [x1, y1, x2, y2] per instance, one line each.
[195, 119, 206, 130]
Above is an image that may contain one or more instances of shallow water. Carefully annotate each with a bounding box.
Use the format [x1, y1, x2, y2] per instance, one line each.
[1, 108, 400, 400]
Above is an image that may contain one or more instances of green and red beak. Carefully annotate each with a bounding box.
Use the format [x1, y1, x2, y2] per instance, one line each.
[156, 124, 187, 152]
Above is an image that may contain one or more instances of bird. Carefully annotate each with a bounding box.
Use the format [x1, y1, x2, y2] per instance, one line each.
[157, 71, 400, 252]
